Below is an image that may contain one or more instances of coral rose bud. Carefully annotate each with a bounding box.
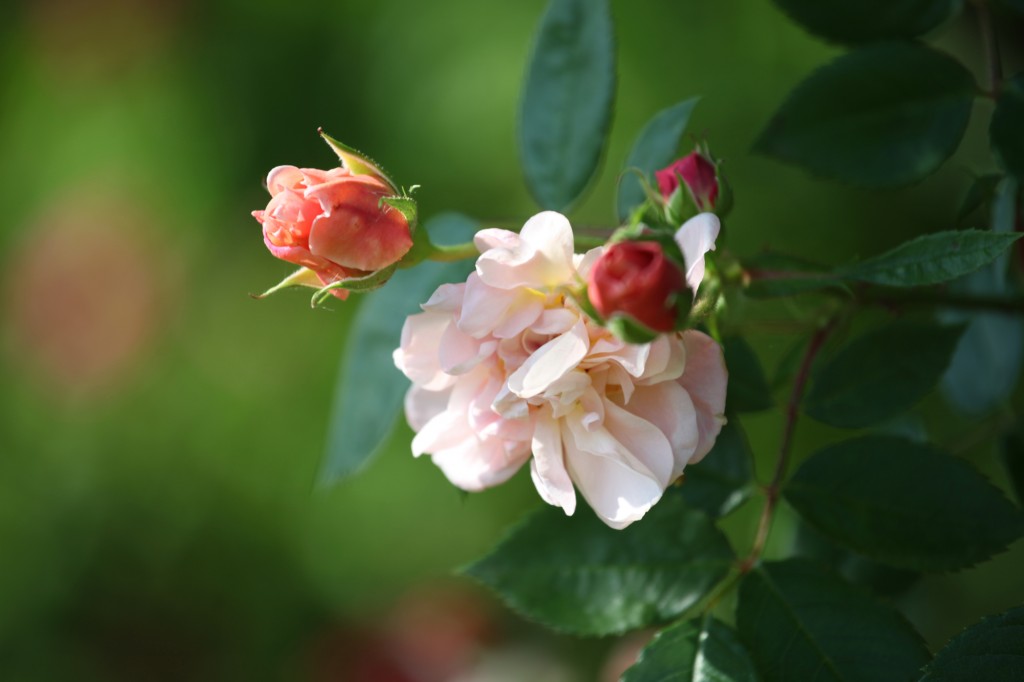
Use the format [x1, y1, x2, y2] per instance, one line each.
[655, 152, 718, 211]
[252, 165, 413, 299]
[587, 241, 688, 333]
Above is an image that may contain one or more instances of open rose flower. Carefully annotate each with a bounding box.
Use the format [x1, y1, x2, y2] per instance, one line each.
[393, 211, 727, 528]
[252, 165, 412, 299]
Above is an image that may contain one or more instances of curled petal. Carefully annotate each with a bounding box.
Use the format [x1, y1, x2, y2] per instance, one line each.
[475, 211, 575, 289]
[404, 384, 451, 432]
[530, 408, 576, 515]
[678, 330, 728, 463]
[394, 312, 456, 391]
[627, 382, 699, 478]
[507, 319, 589, 398]
[432, 437, 531, 492]
[674, 213, 721, 296]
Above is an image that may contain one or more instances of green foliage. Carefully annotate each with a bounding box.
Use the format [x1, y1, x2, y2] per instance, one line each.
[1002, 423, 1024, 505]
[920, 606, 1024, 681]
[617, 97, 701, 222]
[804, 320, 963, 428]
[991, 74, 1024, 180]
[462, 495, 734, 636]
[723, 337, 774, 413]
[957, 174, 1002, 223]
[741, 251, 848, 298]
[737, 559, 931, 682]
[771, 0, 963, 45]
[519, 0, 615, 211]
[794, 523, 920, 597]
[319, 213, 477, 482]
[622, 616, 760, 682]
[841, 229, 1023, 287]
[678, 419, 755, 519]
[755, 43, 976, 187]
[785, 436, 1024, 571]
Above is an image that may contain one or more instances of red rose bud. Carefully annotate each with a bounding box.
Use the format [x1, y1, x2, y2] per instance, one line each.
[655, 152, 718, 211]
[587, 241, 688, 333]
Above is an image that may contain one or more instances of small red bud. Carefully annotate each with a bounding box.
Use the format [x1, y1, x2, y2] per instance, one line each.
[587, 241, 688, 333]
[655, 152, 718, 211]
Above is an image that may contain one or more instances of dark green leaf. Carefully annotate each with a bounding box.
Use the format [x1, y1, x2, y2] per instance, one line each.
[724, 337, 774, 413]
[920, 606, 1024, 681]
[795, 522, 920, 597]
[519, 0, 615, 211]
[617, 97, 700, 222]
[785, 436, 1024, 571]
[755, 43, 976, 187]
[957, 173, 1002, 223]
[462, 494, 734, 636]
[804, 320, 964, 428]
[622, 616, 760, 682]
[1001, 422, 1024, 506]
[772, 0, 963, 45]
[319, 213, 477, 482]
[992, 74, 1024, 180]
[737, 559, 931, 682]
[841, 229, 1023, 287]
[679, 419, 755, 518]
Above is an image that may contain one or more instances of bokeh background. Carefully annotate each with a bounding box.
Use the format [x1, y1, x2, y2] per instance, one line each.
[1, 0, 1022, 679]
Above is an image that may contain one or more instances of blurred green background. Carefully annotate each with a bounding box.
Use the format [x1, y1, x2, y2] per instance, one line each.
[1, 0, 1021, 679]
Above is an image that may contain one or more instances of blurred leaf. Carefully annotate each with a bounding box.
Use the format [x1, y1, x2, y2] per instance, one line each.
[771, 0, 963, 45]
[743, 252, 848, 298]
[622, 615, 760, 682]
[957, 173, 1002, 223]
[724, 337, 774, 413]
[679, 418, 755, 518]
[617, 97, 701, 222]
[519, 0, 615, 211]
[841, 229, 1022, 287]
[1001, 423, 1024, 506]
[795, 522, 920, 598]
[785, 435, 1024, 571]
[804, 320, 964, 428]
[737, 559, 930, 682]
[992, 74, 1024, 180]
[920, 606, 1024, 681]
[755, 43, 975, 187]
[319, 213, 477, 482]
[462, 494, 733, 636]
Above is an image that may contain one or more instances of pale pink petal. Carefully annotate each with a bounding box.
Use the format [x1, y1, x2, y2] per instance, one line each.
[530, 408, 576, 515]
[404, 384, 451, 431]
[531, 308, 579, 336]
[678, 330, 728, 463]
[638, 334, 687, 385]
[574, 247, 604, 279]
[475, 211, 575, 289]
[459, 273, 544, 339]
[411, 407, 474, 457]
[432, 437, 531, 491]
[393, 312, 456, 391]
[473, 228, 521, 253]
[507, 319, 589, 398]
[439, 323, 495, 375]
[266, 165, 305, 195]
[674, 213, 720, 296]
[627, 383, 699, 478]
[601, 398, 674, 486]
[563, 413, 664, 529]
[422, 282, 465, 313]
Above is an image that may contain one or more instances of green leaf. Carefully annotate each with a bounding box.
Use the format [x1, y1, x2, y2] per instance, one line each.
[462, 494, 734, 636]
[519, 0, 615, 211]
[622, 616, 760, 682]
[318, 213, 477, 482]
[785, 436, 1024, 571]
[755, 43, 976, 187]
[737, 559, 931, 682]
[679, 418, 755, 518]
[992, 74, 1024, 181]
[920, 606, 1024, 681]
[957, 173, 1002, 223]
[1001, 422, 1024, 506]
[795, 522, 920, 598]
[771, 0, 963, 45]
[804, 320, 964, 428]
[616, 97, 701, 222]
[724, 336, 774, 413]
[841, 229, 1023, 287]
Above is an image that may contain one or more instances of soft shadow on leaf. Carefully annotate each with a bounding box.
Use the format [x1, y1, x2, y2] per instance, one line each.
[622, 615, 760, 682]
[723, 337, 774, 413]
[678, 418, 755, 519]
[771, 0, 963, 45]
[920, 606, 1024, 681]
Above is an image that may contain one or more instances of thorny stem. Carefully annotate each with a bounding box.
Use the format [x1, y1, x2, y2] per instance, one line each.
[975, 0, 1003, 96]
[738, 317, 838, 574]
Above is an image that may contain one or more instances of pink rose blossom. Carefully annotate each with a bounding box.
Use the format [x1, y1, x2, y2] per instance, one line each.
[252, 165, 412, 299]
[393, 212, 728, 529]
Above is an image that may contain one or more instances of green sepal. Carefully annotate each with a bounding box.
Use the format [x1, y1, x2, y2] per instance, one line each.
[566, 283, 605, 326]
[319, 128, 398, 192]
[309, 264, 399, 308]
[252, 267, 323, 299]
[607, 314, 659, 344]
[379, 195, 418, 231]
